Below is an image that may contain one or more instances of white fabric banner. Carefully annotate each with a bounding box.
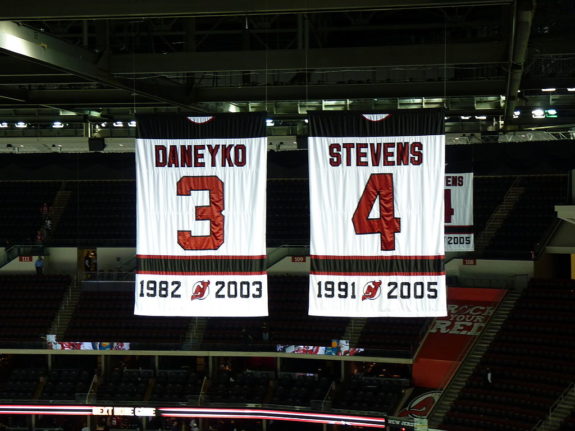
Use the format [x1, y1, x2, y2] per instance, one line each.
[135, 117, 267, 316]
[444, 173, 474, 252]
[308, 112, 446, 317]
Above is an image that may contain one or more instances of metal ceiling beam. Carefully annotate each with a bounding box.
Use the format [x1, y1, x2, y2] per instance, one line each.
[503, 0, 535, 128]
[192, 80, 507, 101]
[0, 0, 514, 20]
[0, 81, 505, 107]
[0, 21, 206, 112]
[111, 42, 507, 74]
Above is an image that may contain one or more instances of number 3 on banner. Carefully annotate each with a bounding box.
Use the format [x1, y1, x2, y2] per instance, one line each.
[177, 176, 224, 250]
[352, 173, 401, 251]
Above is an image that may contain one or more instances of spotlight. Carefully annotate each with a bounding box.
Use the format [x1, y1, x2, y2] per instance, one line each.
[52, 121, 64, 128]
[513, 110, 520, 119]
[0, 122, 8, 128]
[128, 121, 137, 128]
[531, 109, 545, 119]
[15, 121, 27, 128]
[112, 121, 124, 127]
[266, 119, 274, 127]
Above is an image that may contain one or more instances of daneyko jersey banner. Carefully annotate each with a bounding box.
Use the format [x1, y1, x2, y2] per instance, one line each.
[444, 173, 474, 252]
[135, 113, 268, 316]
[308, 110, 446, 317]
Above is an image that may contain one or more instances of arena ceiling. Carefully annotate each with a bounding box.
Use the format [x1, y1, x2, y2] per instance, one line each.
[0, 0, 573, 141]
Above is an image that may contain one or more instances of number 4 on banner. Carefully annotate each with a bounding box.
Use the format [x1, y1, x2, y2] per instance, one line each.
[444, 189, 455, 223]
[352, 173, 401, 251]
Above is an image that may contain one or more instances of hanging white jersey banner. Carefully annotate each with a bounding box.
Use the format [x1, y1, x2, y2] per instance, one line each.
[135, 113, 268, 316]
[444, 173, 474, 252]
[308, 111, 446, 317]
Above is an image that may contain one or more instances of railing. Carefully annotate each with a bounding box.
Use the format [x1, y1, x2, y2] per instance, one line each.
[530, 381, 575, 431]
[428, 284, 516, 423]
[0, 244, 46, 268]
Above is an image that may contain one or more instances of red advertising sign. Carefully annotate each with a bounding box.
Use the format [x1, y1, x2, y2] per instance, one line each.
[19, 256, 33, 262]
[413, 287, 506, 389]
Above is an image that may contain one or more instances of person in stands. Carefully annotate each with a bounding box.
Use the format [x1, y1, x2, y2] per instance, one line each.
[35, 256, 44, 276]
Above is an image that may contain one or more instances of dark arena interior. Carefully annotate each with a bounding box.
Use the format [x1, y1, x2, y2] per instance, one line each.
[0, 1, 575, 431]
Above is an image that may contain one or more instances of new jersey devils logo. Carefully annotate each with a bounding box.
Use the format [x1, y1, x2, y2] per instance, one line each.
[191, 281, 210, 300]
[362, 280, 382, 301]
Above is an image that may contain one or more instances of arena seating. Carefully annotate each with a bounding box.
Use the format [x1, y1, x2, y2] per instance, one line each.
[150, 369, 204, 403]
[207, 371, 271, 404]
[40, 368, 93, 401]
[0, 367, 45, 400]
[267, 179, 309, 246]
[482, 175, 568, 259]
[440, 279, 575, 431]
[271, 374, 333, 407]
[333, 376, 407, 414]
[0, 181, 61, 245]
[267, 275, 349, 347]
[96, 368, 153, 401]
[473, 176, 515, 235]
[358, 317, 431, 357]
[53, 180, 136, 246]
[64, 289, 189, 345]
[560, 409, 575, 431]
[0, 275, 69, 347]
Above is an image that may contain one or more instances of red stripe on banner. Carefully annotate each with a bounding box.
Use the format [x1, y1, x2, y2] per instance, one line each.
[311, 255, 444, 260]
[311, 271, 446, 276]
[137, 271, 266, 275]
[137, 255, 266, 260]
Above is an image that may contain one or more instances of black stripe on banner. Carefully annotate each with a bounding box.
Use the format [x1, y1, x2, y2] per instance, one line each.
[309, 109, 444, 137]
[137, 113, 266, 139]
[445, 226, 475, 234]
[138, 257, 266, 273]
[311, 257, 444, 274]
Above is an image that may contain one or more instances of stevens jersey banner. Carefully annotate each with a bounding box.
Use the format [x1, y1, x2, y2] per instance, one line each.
[444, 173, 474, 252]
[308, 111, 446, 317]
[135, 114, 268, 316]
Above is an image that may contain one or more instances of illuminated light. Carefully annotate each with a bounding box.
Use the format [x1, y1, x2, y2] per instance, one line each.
[513, 110, 520, 119]
[52, 121, 64, 129]
[474, 115, 487, 120]
[0, 122, 8, 128]
[112, 121, 124, 127]
[266, 119, 274, 127]
[99, 122, 108, 128]
[460, 116, 471, 120]
[541, 88, 556, 92]
[568, 88, 575, 92]
[128, 120, 137, 128]
[545, 108, 558, 118]
[304, 118, 309, 124]
[186, 116, 213, 124]
[15, 121, 27, 128]
[532, 109, 545, 119]
[362, 114, 390, 122]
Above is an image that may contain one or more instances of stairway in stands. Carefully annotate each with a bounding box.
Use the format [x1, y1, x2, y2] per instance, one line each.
[344, 318, 367, 347]
[536, 383, 575, 431]
[184, 317, 207, 349]
[45, 183, 72, 241]
[474, 177, 526, 255]
[50, 280, 82, 340]
[428, 282, 525, 427]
